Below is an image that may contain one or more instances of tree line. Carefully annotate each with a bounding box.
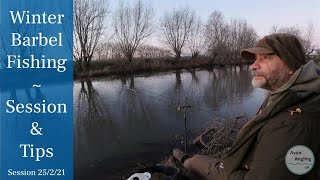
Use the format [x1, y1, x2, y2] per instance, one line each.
[73, 0, 319, 73]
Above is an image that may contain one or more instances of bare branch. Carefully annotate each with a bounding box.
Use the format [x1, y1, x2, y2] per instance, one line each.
[187, 16, 206, 58]
[205, 11, 257, 64]
[73, 0, 109, 72]
[205, 11, 229, 62]
[227, 18, 257, 62]
[270, 22, 316, 56]
[112, 0, 154, 62]
[136, 45, 171, 58]
[159, 7, 196, 60]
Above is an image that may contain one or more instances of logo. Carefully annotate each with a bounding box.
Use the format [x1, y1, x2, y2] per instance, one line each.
[285, 145, 315, 175]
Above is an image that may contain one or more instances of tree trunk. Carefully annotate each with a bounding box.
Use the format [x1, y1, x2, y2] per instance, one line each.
[192, 51, 199, 58]
[127, 53, 133, 62]
[84, 60, 90, 77]
[175, 51, 181, 60]
[76, 60, 83, 73]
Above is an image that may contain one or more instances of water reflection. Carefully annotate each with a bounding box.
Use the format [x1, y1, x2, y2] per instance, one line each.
[74, 66, 268, 179]
[202, 66, 253, 117]
[188, 69, 199, 84]
[76, 78, 112, 126]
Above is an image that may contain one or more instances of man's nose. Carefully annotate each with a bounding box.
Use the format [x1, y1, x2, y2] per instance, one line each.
[250, 59, 260, 71]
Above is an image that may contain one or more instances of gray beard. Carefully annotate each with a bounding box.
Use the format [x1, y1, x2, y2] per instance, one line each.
[252, 66, 291, 92]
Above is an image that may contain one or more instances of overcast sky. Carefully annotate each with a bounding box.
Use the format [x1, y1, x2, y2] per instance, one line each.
[110, 0, 320, 47]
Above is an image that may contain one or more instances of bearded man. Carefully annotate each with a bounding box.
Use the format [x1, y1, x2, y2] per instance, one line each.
[174, 33, 320, 180]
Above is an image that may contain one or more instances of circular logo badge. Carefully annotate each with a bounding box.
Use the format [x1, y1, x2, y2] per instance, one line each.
[285, 145, 315, 175]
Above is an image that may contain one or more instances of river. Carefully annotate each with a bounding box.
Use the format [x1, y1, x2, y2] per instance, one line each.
[73, 66, 268, 179]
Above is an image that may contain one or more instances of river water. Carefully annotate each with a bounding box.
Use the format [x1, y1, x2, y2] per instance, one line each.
[73, 66, 268, 179]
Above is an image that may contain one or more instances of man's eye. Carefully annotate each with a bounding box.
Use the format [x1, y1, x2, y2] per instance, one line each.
[263, 55, 272, 60]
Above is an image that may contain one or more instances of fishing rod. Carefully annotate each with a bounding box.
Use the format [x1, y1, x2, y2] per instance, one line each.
[128, 87, 193, 153]
[177, 97, 191, 154]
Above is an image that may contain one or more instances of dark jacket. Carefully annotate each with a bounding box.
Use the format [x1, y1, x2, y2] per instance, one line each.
[221, 60, 320, 180]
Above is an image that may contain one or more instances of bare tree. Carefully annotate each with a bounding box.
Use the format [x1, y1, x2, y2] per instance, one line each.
[112, 0, 154, 62]
[228, 18, 257, 62]
[187, 17, 206, 58]
[303, 22, 315, 55]
[109, 42, 124, 59]
[137, 45, 171, 58]
[74, 0, 109, 73]
[316, 48, 320, 56]
[270, 23, 315, 55]
[95, 41, 111, 60]
[139, 45, 153, 58]
[205, 11, 229, 62]
[204, 11, 257, 64]
[315, 48, 320, 64]
[159, 8, 196, 60]
[271, 25, 301, 37]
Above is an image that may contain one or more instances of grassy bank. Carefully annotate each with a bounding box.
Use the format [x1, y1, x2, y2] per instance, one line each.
[74, 56, 252, 79]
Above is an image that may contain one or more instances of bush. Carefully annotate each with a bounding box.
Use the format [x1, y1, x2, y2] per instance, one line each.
[74, 56, 247, 78]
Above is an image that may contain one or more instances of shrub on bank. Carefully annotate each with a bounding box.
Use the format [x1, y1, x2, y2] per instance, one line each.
[74, 56, 252, 78]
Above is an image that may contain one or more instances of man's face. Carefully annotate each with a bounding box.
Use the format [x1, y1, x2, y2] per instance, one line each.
[250, 54, 293, 91]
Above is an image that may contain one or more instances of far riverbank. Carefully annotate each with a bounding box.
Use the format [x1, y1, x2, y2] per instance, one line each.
[73, 56, 253, 79]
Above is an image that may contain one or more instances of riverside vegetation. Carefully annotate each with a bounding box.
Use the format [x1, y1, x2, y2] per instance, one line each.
[73, 0, 319, 78]
[73, 56, 254, 78]
[74, 55, 319, 79]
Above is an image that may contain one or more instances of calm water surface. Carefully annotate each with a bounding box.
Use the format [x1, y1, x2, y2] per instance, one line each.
[73, 66, 268, 179]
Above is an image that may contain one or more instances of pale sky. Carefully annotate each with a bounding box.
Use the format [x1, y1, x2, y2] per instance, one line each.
[109, 0, 320, 47]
